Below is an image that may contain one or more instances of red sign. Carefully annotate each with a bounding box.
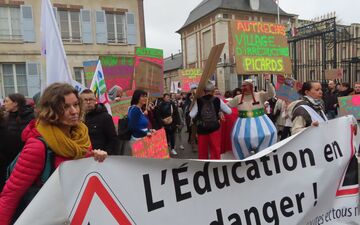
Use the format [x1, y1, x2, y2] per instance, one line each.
[132, 128, 170, 158]
[70, 175, 133, 225]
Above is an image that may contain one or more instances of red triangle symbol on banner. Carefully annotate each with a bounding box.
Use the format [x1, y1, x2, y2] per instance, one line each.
[70, 176, 132, 225]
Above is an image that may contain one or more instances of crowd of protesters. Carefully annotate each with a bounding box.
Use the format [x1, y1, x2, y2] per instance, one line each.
[0, 79, 359, 224]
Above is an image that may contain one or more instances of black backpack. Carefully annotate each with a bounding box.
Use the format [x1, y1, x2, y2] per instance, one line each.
[118, 115, 131, 140]
[196, 97, 220, 132]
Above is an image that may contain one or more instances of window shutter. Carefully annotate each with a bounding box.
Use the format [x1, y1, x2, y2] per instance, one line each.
[95, 10, 107, 44]
[126, 12, 136, 45]
[26, 62, 41, 97]
[81, 9, 93, 43]
[21, 5, 35, 42]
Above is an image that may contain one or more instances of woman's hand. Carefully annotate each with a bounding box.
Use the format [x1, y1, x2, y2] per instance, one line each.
[92, 149, 107, 162]
[311, 121, 319, 127]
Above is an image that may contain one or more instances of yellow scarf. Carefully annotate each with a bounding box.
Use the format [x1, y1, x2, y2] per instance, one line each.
[36, 120, 91, 159]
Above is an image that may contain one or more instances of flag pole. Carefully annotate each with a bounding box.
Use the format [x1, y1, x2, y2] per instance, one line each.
[277, 0, 280, 24]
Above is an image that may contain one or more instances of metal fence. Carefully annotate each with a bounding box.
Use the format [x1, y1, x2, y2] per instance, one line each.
[288, 17, 360, 86]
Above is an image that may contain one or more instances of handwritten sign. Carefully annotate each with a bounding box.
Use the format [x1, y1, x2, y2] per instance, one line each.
[135, 47, 163, 59]
[99, 56, 135, 92]
[276, 75, 302, 102]
[338, 95, 360, 120]
[131, 128, 170, 159]
[135, 47, 164, 97]
[325, 68, 343, 80]
[179, 68, 202, 92]
[231, 20, 292, 75]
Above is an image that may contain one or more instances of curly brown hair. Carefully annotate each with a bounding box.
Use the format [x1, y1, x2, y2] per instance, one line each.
[37, 83, 84, 125]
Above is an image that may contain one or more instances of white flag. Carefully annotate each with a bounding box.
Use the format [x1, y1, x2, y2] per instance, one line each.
[40, 0, 78, 89]
[90, 61, 112, 115]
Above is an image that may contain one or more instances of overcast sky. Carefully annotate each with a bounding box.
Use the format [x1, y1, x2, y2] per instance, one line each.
[143, 0, 360, 57]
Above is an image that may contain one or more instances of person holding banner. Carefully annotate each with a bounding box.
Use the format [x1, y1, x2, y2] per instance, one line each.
[0, 83, 107, 225]
[290, 81, 327, 135]
[228, 78, 277, 160]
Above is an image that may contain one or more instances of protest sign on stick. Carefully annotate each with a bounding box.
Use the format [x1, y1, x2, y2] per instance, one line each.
[325, 68, 343, 80]
[195, 43, 225, 99]
[134, 47, 164, 97]
[231, 20, 292, 75]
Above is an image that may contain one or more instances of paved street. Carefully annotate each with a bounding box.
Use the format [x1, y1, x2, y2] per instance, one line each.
[170, 128, 198, 159]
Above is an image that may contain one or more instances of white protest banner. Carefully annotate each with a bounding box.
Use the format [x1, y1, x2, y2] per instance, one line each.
[16, 116, 359, 225]
[41, 0, 72, 87]
[40, 0, 86, 91]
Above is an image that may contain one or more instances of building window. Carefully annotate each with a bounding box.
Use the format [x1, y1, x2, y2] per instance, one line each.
[58, 10, 81, 42]
[0, 7, 21, 41]
[74, 67, 85, 86]
[2, 63, 28, 96]
[186, 35, 197, 63]
[342, 46, 346, 58]
[202, 30, 212, 60]
[106, 13, 126, 43]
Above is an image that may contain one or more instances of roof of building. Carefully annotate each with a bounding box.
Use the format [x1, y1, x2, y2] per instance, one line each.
[164, 53, 183, 72]
[178, 0, 295, 32]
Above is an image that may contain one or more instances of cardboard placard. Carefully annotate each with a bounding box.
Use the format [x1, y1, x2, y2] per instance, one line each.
[195, 43, 225, 98]
[325, 68, 343, 80]
[131, 128, 170, 159]
[179, 68, 202, 92]
[231, 20, 292, 75]
[338, 94, 360, 120]
[134, 47, 164, 97]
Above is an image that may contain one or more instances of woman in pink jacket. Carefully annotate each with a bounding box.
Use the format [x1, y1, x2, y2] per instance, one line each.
[0, 83, 107, 225]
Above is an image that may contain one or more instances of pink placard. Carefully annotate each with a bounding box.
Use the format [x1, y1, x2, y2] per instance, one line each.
[131, 128, 170, 159]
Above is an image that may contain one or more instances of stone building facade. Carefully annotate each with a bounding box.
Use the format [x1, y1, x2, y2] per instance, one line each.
[0, 0, 145, 98]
